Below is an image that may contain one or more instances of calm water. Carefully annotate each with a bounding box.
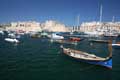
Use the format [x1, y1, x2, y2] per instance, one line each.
[0, 35, 119, 80]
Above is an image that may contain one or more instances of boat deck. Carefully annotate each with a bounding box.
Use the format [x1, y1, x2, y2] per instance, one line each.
[63, 48, 106, 61]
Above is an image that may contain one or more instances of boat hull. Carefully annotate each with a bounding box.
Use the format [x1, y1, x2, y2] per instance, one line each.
[112, 44, 120, 49]
[61, 48, 112, 69]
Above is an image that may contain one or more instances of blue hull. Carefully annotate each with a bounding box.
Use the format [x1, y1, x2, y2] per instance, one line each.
[85, 58, 112, 69]
[66, 54, 112, 69]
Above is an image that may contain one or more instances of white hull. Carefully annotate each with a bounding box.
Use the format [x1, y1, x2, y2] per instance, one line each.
[5, 38, 19, 43]
[112, 44, 120, 46]
[51, 33, 64, 40]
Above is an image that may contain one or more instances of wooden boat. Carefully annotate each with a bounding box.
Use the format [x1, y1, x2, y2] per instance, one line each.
[60, 41, 112, 69]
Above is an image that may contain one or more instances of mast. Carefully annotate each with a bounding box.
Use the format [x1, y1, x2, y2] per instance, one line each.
[100, 4, 103, 23]
[77, 15, 80, 31]
[99, 4, 103, 32]
[112, 16, 115, 22]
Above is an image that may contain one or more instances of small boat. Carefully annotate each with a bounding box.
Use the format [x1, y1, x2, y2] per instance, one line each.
[8, 33, 16, 38]
[112, 42, 120, 48]
[51, 33, 64, 40]
[0, 31, 4, 35]
[60, 41, 112, 69]
[52, 39, 77, 45]
[69, 37, 83, 42]
[16, 30, 25, 35]
[103, 33, 118, 37]
[5, 38, 19, 43]
[30, 34, 41, 38]
[89, 39, 109, 43]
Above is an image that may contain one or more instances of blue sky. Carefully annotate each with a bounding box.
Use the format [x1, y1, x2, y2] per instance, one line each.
[0, 0, 120, 26]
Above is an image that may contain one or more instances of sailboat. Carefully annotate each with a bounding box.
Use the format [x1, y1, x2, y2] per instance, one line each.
[84, 5, 104, 37]
[60, 41, 112, 69]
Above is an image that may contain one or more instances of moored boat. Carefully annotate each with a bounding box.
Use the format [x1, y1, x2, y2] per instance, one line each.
[51, 39, 78, 45]
[69, 37, 83, 42]
[4, 38, 19, 43]
[112, 42, 120, 48]
[60, 41, 112, 69]
[0, 30, 4, 35]
[51, 33, 64, 40]
[89, 39, 109, 43]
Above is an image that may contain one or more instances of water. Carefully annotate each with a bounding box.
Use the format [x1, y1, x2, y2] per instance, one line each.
[0, 35, 119, 80]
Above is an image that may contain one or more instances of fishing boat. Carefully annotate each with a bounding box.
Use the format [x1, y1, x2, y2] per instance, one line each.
[4, 38, 19, 43]
[60, 41, 112, 69]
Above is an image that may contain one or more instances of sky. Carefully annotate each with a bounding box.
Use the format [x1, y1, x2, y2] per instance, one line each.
[0, 0, 120, 26]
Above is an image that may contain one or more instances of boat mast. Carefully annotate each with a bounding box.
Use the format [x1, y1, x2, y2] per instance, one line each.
[112, 16, 115, 22]
[100, 4, 103, 23]
[99, 4, 103, 30]
[77, 15, 80, 32]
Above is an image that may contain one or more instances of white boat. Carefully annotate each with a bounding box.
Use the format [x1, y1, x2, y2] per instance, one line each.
[4, 38, 19, 43]
[112, 41, 120, 48]
[0, 31, 4, 35]
[112, 43, 120, 48]
[51, 33, 64, 40]
[84, 31, 103, 36]
[112, 44, 120, 46]
[8, 33, 16, 38]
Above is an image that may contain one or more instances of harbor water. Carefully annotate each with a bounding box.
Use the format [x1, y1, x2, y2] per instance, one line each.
[0, 35, 119, 80]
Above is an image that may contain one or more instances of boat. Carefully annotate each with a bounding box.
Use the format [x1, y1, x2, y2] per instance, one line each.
[29, 32, 41, 38]
[103, 33, 118, 37]
[0, 30, 4, 35]
[60, 41, 112, 69]
[4, 38, 19, 43]
[51, 39, 78, 45]
[69, 37, 83, 42]
[84, 31, 103, 37]
[51, 33, 64, 40]
[16, 30, 25, 35]
[112, 42, 120, 48]
[30, 34, 41, 38]
[89, 39, 109, 43]
[8, 33, 16, 38]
